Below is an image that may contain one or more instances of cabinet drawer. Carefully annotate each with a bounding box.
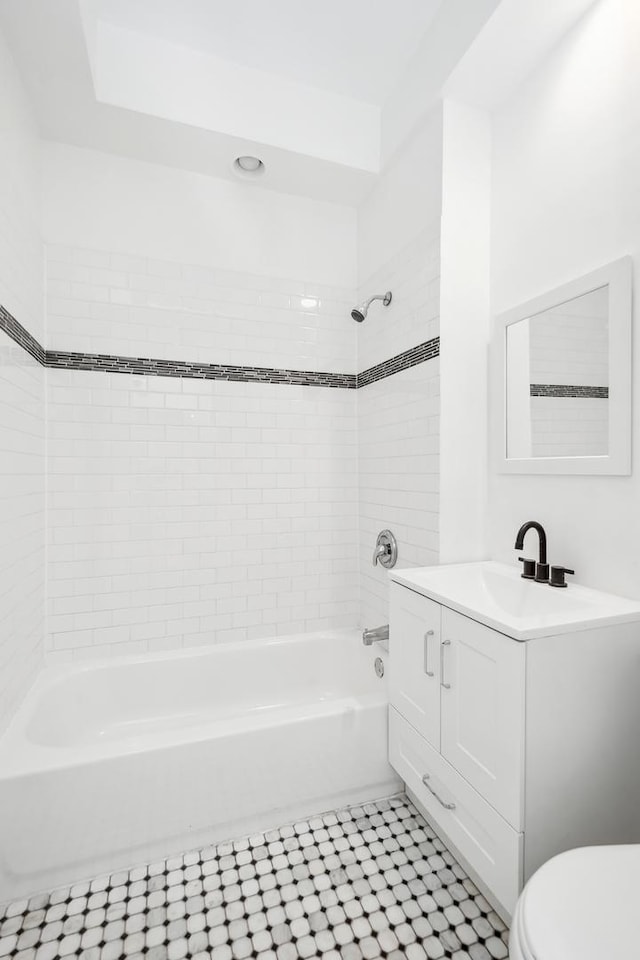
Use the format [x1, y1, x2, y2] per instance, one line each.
[389, 707, 523, 916]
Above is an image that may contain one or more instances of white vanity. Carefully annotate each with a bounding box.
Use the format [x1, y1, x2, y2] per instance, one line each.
[387, 561, 640, 919]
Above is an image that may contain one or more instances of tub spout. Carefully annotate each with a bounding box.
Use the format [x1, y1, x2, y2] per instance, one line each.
[362, 624, 389, 646]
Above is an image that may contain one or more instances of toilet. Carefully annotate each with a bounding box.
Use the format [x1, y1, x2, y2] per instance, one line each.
[509, 844, 640, 959]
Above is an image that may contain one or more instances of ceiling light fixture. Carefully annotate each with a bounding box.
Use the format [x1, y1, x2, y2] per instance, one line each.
[233, 155, 265, 178]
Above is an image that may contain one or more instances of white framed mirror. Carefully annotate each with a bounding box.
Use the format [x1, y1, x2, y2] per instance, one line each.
[491, 257, 632, 475]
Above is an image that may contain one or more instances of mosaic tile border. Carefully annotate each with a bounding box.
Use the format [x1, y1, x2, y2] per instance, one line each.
[530, 383, 609, 399]
[0, 306, 45, 365]
[0, 794, 509, 960]
[45, 352, 357, 389]
[1, 305, 439, 389]
[357, 339, 440, 388]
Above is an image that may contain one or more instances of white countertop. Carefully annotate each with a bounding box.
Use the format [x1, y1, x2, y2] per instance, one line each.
[389, 561, 640, 640]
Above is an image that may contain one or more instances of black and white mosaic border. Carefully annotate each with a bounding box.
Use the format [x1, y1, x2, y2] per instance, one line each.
[0, 306, 45, 365]
[358, 339, 439, 388]
[46, 352, 358, 390]
[530, 383, 609, 399]
[1, 305, 439, 389]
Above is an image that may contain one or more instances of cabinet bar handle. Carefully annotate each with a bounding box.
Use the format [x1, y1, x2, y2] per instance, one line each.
[424, 629, 435, 677]
[440, 639, 451, 689]
[421, 773, 456, 810]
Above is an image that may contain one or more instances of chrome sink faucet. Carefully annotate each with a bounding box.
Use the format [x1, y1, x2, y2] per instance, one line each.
[514, 520, 549, 583]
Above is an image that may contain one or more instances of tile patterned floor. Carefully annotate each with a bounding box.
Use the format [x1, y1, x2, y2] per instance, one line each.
[0, 795, 509, 960]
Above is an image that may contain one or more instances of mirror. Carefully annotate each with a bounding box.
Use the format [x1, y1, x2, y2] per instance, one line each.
[492, 257, 632, 475]
[506, 286, 609, 459]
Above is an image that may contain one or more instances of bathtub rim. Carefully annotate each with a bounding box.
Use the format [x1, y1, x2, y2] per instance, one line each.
[0, 628, 387, 778]
[30, 625, 367, 682]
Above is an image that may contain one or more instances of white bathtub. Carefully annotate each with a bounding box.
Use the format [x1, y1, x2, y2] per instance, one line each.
[0, 629, 399, 902]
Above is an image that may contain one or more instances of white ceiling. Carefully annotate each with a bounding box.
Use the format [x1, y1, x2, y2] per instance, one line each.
[0, 0, 594, 205]
[88, 0, 445, 106]
[1, 0, 461, 203]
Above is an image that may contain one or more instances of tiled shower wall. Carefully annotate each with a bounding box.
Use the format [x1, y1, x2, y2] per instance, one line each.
[46, 245, 356, 374]
[0, 35, 45, 730]
[46, 246, 358, 657]
[43, 231, 443, 656]
[47, 373, 357, 656]
[358, 229, 440, 629]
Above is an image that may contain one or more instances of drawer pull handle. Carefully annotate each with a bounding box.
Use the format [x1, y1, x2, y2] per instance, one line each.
[424, 630, 435, 677]
[422, 773, 456, 811]
[440, 639, 451, 689]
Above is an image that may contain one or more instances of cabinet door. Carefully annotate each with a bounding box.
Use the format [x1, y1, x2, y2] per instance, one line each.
[389, 583, 441, 749]
[440, 608, 525, 829]
[389, 707, 523, 917]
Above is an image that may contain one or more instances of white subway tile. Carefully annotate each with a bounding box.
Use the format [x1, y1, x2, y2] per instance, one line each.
[46, 243, 357, 373]
[46, 371, 358, 657]
[0, 39, 45, 732]
[357, 229, 441, 630]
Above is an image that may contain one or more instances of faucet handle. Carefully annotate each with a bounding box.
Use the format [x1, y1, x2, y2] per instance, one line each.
[518, 557, 536, 580]
[549, 566, 575, 588]
[535, 562, 550, 583]
[372, 529, 398, 569]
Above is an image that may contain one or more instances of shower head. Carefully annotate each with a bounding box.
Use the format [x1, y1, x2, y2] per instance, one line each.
[350, 291, 392, 323]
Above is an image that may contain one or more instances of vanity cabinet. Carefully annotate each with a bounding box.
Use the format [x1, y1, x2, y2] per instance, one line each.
[389, 582, 525, 913]
[388, 575, 640, 919]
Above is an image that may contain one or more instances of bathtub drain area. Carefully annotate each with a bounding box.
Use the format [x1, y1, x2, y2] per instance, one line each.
[0, 795, 509, 960]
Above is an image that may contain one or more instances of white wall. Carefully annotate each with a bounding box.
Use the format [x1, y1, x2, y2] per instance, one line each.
[43, 145, 359, 657]
[0, 43, 43, 342]
[0, 28, 45, 730]
[43, 144, 357, 289]
[47, 372, 357, 657]
[439, 99, 492, 563]
[46, 243, 355, 374]
[357, 115, 442, 628]
[358, 112, 442, 287]
[489, 0, 640, 596]
[358, 344, 440, 629]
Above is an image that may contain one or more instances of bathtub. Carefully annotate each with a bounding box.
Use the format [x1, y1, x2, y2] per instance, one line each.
[0, 629, 399, 902]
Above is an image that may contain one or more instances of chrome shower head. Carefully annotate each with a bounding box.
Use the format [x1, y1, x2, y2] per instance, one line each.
[350, 291, 392, 323]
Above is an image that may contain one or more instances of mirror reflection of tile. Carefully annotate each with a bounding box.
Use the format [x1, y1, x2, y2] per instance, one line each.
[507, 286, 609, 459]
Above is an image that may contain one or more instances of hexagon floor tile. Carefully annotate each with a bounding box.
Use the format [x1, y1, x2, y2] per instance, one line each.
[0, 794, 510, 960]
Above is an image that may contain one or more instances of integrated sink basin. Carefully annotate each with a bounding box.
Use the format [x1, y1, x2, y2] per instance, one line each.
[390, 561, 640, 640]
